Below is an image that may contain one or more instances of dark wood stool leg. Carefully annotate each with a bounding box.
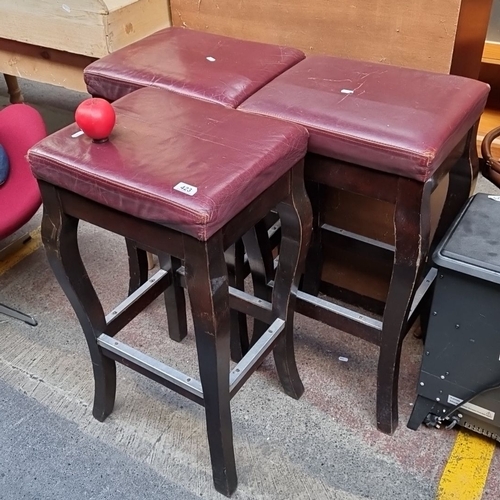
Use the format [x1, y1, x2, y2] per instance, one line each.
[376, 178, 431, 434]
[416, 127, 476, 341]
[158, 254, 188, 342]
[125, 239, 149, 295]
[432, 126, 477, 251]
[184, 233, 237, 497]
[225, 241, 250, 362]
[40, 183, 116, 422]
[272, 162, 313, 399]
[301, 181, 324, 296]
[242, 220, 275, 345]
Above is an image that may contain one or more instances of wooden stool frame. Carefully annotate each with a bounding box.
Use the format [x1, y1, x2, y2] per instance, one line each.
[37, 160, 312, 497]
[127, 125, 478, 435]
[300, 125, 478, 433]
[232, 124, 479, 434]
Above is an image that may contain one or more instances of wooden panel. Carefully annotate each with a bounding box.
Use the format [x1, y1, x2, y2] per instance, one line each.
[105, 0, 172, 54]
[321, 234, 392, 303]
[323, 190, 394, 245]
[482, 41, 500, 65]
[0, 38, 93, 92]
[450, 0, 493, 78]
[171, 0, 463, 73]
[320, 177, 449, 301]
[0, 0, 171, 58]
[0, 0, 107, 57]
[479, 62, 500, 108]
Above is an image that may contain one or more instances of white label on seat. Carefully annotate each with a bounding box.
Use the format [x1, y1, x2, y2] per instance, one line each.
[488, 195, 500, 202]
[174, 182, 198, 196]
[206, 56, 216, 62]
[341, 89, 354, 94]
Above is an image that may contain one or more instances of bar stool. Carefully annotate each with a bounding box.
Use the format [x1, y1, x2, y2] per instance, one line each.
[28, 87, 312, 496]
[83, 26, 305, 358]
[239, 55, 490, 434]
[84, 26, 305, 107]
[82, 29, 490, 433]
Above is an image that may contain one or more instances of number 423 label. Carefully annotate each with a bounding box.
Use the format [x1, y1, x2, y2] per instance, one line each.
[174, 182, 198, 196]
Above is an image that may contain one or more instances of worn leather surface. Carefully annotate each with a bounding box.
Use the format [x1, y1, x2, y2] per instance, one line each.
[84, 27, 305, 108]
[240, 56, 490, 182]
[28, 87, 308, 241]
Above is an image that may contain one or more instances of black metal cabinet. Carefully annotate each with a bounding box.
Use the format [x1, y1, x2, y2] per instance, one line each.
[409, 193, 500, 439]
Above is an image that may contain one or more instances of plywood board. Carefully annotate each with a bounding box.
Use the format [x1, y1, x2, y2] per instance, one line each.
[0, 0, 171, 58]
[320, 177, 449, 300]
[106, 0, 172, 54]
[170, 0, 462, 73]
[0, 38, 92, 92]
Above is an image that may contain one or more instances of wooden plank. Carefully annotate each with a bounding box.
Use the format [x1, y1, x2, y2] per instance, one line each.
[171, 0, 463, 73]
[0, 38, 93, 92]
[323, 190, 394, 246]
[106, 0, 172, 54]
[320, 176, 448, 301]
[450, 0, 493, 78]
[483, 41, 500, 65]
[321, 234, 392, 302]
[0, 0, 108, 58]
[0, 0, 171, 58]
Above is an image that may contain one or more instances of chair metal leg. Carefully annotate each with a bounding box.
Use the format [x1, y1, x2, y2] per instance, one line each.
[0, 303, 37, 326]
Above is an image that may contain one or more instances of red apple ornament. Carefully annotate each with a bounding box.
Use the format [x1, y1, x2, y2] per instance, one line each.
[75, 98, 116, 143]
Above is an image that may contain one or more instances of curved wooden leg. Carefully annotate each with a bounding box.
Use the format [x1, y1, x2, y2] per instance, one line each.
[125, 239, 148, 295]
[432, 126, 476, 250]
[4, 74, 23, 104]
[159, 253, 187, 342]
[301, 181, 324, 296]
[242, 220, 274, 346]
[184, 234, 237, 497]
[272, 161, 312, 400]
[40, 183, 116, 422]
[225, 241, 250, 362]
[376, 178, 431, 434]
[417, 127, 477, 342]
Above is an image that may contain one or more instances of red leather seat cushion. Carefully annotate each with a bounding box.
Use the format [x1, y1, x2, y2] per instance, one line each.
[0, 104, 46, 240]
[28, 88, 308, 241]
[84, 27, 305, 108]
[239, 56, 490, 182]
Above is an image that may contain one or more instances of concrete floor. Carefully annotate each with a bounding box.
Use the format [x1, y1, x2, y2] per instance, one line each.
[1, 77, 500, 500]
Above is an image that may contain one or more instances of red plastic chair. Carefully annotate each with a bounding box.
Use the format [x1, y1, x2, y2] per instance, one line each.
[0, 103, 46, 325]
